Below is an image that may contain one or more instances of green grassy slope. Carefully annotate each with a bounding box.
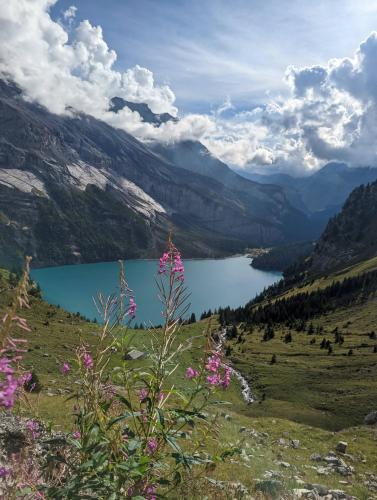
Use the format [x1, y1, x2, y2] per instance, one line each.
[226, 257, 377, 430]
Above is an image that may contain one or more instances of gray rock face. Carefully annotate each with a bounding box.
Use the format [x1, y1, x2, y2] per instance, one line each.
[364, 410, 377, 425]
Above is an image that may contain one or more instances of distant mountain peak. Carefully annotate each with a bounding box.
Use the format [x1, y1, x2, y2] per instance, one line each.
[109, 97, 177, 125]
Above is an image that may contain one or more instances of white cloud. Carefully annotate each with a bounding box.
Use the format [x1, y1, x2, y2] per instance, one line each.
[1, 1, 377, 175]
[63, 5, 77, 20]
[205, 31, 377, 173]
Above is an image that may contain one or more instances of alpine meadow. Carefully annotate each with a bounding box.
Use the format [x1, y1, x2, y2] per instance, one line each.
[0, 1, 377, 499]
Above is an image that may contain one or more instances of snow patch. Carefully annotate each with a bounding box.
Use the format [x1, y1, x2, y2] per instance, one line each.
[0, 169, 48, 197]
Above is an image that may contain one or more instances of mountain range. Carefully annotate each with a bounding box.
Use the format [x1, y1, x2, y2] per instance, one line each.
[2, 79, 377, 269]
[0, 80, 312, 268]
[240, 163, 377, 223]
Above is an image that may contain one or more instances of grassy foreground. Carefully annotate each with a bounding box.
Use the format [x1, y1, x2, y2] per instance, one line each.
[1, 268, 377, 498]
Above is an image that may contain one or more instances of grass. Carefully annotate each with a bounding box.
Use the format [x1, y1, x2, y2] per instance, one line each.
[228, 297, 377, 432]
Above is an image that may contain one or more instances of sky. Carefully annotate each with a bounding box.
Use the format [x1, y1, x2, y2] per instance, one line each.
[2, 0, 377, 175]
[49, 0, 377, 113]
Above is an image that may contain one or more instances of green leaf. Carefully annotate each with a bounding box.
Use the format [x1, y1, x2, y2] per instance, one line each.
[107, 411, 142, 428]
[156, 408, 165, 427]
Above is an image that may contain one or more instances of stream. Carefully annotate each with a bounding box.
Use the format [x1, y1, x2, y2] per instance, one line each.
[217, 328, 254, 404]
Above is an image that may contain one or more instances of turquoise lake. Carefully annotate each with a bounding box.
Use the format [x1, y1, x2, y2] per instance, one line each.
[31, 256, 281, 325]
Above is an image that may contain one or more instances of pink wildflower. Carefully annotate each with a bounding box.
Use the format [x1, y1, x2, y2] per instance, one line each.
[0, 359, 27, 409]
[159, 252, 169, 274]
[206, 373, 221, 386]
[82, 353, 93, 369]
[72, 430, 81, 439]
[158, 391, 165, 402]
[26, 420, 40, 439]
[0, 466, 9, 478]
[138, 388, 148, 402]
[147, 438, 158, 454]
[143, 484, 157, 500]
[206, 354, 221, 373]
[61, 362, 70, 375]
[0, 357, 13, 375]
[172, 251, 184, 281]
[221, 366, 232, 389]
[185, 367, 199, 379]
[127, 296, 137, 319]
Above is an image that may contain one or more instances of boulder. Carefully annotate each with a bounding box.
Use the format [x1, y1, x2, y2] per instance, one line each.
[305, 483, 329, 495]
[364, 410, 377, 425]
[124, 349, 146, 361]
[336, 441, 348, 454]
[255, 479, 283, 497]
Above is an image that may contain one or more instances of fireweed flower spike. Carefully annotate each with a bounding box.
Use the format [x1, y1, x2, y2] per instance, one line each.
[147, 438, 158, 454]
[82, 353, 93, 369]
[127, 296, 137, 319]
[185, 367, 199, 379]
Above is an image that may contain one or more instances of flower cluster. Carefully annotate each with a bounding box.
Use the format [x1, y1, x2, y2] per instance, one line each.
[158, 245, 185, 281]
[205, 352, 231, 389]
[127, 296, 137, 319]
[138, 388, 148, 402]
[0, 357, 30, 409]
[0, 466, 9, 478]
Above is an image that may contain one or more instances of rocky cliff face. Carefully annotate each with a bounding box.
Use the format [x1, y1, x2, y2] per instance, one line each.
[288, 180, 377, 278]
[0, 80, 311, 267]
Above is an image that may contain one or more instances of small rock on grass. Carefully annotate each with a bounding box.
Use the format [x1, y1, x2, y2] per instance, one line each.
[336, 441, 348, 454]
[364, 410, 377, 425]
